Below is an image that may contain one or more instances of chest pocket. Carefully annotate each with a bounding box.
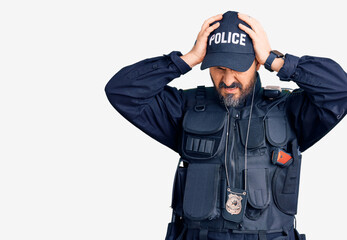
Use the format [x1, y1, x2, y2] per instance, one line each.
[238, 117, 266, 149]
[181, 107, 227, 161]
[237, 115, 288, 154]
[265, 116, 288, 147]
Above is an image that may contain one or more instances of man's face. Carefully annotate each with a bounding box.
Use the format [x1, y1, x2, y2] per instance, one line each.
[209, 60, 259, 107]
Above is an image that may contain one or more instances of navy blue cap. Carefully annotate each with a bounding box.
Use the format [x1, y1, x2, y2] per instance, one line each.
[201, 11, 255, 72]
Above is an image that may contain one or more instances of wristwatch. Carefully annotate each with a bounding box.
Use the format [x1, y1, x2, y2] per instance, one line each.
[264, 50, 285, 72]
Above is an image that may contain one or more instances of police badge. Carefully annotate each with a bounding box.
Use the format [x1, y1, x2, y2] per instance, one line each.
[226, 192, 243, 215]
[222, 187, 247, 223]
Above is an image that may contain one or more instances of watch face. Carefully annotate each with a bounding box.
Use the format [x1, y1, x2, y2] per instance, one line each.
[272, 50, 284, 58]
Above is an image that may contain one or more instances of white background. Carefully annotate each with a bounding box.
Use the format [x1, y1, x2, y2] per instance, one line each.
[1, 1, 346, 239]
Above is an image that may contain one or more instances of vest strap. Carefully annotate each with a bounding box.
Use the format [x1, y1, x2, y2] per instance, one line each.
[184, 218, 237, 232]
[258, 230, 267, 240]
[291, 139, 299, 162]
[199, 229, 208, 240]
[194, 85, 206, 112]
[283, 140, 300, 193]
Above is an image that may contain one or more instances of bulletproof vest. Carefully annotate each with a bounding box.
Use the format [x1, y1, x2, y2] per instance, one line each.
[169, 85, 302, 237]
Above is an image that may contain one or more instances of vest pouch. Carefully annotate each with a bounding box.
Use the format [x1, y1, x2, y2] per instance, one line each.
[182, 109, 227, 160]
[265, 116, 288, 147]
[183, 163, 221, 220]
[238, 117, 266, 149]
[171, 163, 187, 217]
[272, 155, 302, 215]
[245, 168, 271, 220]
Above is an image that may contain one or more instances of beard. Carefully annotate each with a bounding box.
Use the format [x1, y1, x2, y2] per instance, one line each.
[214, 74, 257, 108]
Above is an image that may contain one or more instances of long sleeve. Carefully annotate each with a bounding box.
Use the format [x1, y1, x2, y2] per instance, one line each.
[278, 54, 347, 152]
[105, 51, 191, 152]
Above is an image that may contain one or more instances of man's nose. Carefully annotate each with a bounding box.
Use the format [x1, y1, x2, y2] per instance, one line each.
[223, 69, 236, 86]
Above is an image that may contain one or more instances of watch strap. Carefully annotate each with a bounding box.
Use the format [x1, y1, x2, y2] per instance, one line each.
[264, 51, 277, 72]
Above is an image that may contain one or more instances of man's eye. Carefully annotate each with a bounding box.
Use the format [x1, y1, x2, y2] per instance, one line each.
[218, 67, 226, 70]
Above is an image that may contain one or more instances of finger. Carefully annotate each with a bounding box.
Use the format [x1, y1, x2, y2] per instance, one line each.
[202, 22, 220, 38]
[238, 13, 259, 32]
[201, 14, 223, 31]
[238, 13, 257, 23]
[201, 14, 222, 32]
[238, 23, 256, 40]
[196, 21, 220, 45]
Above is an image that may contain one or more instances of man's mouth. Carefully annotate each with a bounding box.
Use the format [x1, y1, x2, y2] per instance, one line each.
[223, 87, 239, 93]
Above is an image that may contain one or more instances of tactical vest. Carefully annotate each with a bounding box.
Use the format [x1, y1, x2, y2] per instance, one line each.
[167, 85, 302, 239]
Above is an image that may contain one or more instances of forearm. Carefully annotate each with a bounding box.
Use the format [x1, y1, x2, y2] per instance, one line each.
[271, 58, 285, 72]
[180, 52, 203, 68]
[105, 51, 191, 152]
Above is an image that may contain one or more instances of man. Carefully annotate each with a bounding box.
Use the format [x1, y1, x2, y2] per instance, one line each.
[105, 11, 347, 240]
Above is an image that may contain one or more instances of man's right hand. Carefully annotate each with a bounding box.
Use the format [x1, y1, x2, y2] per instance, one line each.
[180, 14, 223, 68]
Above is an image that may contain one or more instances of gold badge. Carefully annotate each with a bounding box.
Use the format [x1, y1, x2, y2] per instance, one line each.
[226, 193, 243, 215]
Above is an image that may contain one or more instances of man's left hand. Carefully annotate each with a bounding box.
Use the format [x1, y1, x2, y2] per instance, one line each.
[237, 13, 272, 65]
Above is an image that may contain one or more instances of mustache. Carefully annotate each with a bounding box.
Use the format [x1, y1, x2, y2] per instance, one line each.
[219, 81, 243, 90]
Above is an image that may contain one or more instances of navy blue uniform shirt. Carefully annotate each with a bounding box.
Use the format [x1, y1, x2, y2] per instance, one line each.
[105, 51, 347, 239]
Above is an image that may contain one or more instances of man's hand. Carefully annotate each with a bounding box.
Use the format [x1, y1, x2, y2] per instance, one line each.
[181, 14, 223, 68]
[238, 13, 284, 72]
[237, 13, 271, 65]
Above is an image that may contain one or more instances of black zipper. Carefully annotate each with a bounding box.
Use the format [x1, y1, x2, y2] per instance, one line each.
[223, 106, 231, 188]
[230, 118, 236, 187]
[223, 105, 237, 189]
